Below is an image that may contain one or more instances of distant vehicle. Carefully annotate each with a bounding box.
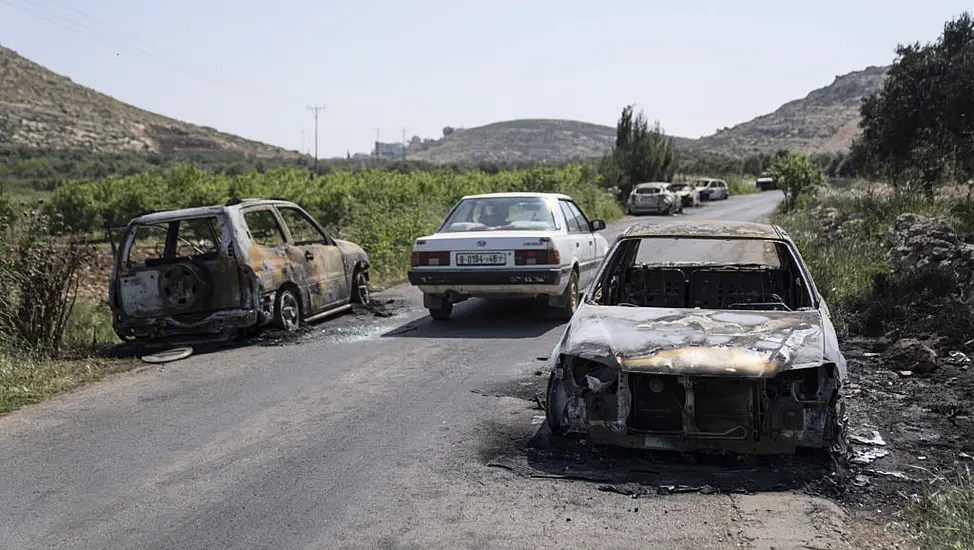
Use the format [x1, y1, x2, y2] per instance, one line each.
[108, 199, 371, 345]
[626, 182, 683, 215]
[693, 178, 729, 201]
[666, 182, 701, 207]
[407, 193, 610, 321]
[544, 219, 848, 455]
[756, 176, 778, 191]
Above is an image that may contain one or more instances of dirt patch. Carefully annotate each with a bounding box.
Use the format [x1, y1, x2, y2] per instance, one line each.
[838, 337, 974, 508]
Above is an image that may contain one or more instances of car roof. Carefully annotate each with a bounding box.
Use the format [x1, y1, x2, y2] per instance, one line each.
[634, 182, 670, 187]
[621, 219, 784, 239]
[460, 192, 572, 200]
[129, 198, 297, 225]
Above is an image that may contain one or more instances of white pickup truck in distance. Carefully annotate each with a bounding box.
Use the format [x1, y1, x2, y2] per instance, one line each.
[407, 193, 610, 321]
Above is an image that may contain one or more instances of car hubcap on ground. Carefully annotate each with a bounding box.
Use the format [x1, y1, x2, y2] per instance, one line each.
[281, 293, 299, 331]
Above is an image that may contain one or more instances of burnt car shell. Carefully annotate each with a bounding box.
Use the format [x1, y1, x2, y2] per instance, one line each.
[544, 220, 848, 455]
[108, 200, 369, 345]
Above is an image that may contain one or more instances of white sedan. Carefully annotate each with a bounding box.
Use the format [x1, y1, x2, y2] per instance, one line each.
[407, 193, 610, 321]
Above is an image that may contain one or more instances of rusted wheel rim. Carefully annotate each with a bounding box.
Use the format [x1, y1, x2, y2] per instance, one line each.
[355, 271, 371, 305]
[280, 292, 300, 332]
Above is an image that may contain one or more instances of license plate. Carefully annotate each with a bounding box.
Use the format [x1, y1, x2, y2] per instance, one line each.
[456, 252, 507, 266]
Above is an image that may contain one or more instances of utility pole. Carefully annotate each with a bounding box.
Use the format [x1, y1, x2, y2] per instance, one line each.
[401, 127, 408, 159]
[373, 128, 381, 161]
[306, 105, 325, 178]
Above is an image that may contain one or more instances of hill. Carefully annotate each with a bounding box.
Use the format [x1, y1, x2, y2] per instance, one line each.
[689, 66, 890, 156]
[0, 45, 298, 158]
[410, 67, 889, 163]
[408, 119, 693, 164]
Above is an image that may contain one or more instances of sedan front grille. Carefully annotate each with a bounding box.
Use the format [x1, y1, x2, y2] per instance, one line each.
[628, 374, 756, 439]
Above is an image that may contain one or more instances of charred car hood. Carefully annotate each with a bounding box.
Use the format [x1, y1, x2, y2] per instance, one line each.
[558, 304, 829, 378]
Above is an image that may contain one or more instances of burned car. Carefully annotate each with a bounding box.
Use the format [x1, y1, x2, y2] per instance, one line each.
[544, 220, 847, 454]
[108, 199, 371, 344]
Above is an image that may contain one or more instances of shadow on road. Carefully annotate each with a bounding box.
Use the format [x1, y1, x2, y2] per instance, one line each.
[381, 298, 564, 340]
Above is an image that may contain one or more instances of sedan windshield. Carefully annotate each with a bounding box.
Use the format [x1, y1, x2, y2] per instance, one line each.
[439, 197, 557, 232]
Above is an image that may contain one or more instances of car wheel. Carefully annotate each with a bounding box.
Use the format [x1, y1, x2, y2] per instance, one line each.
[556, 270, 580, 321]
[352, 268, 371, 306]
[827, 396, 849, 456]
[545, 373, 568, 433]
[429, 302, 453, 321]
[274, 287, 301, 332]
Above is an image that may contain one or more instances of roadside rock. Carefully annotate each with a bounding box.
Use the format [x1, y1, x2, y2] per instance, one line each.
[813, 207, 865, 238]
[882, 338, 939, 374]
[887, 214, 974, 289]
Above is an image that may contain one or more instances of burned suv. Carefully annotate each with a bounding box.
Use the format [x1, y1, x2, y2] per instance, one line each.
[544, 220, 847, 454]
[108, 199, 371, 344]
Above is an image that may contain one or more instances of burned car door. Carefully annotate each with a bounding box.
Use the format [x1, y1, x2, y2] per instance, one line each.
[276, 205, 349, 311]
[240, 207, 294, 299]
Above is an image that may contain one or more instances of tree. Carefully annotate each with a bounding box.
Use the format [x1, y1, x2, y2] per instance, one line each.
[858, 11, 974, 195]
[442, 126, 455, 138]
[601, 105, 677, 200]
[770, 153, 825, 210]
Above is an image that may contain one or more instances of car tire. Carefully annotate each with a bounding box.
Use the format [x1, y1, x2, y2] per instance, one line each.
[429, 302, 453, 321]
[545, 373, 568, 433]
[273, 287, 301, 332]
[556, 270, 580, 321]
[352, 268, 371, 306]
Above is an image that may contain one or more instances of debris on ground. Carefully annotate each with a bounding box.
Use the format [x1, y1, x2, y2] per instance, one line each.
[140, 347, 194, 364]
[849, 430, 887, 447]
[850, 447, 890, 465]
[882, 338, 939, 374]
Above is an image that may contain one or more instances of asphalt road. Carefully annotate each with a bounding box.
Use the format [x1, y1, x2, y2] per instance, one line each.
[0, 190, 852, 549]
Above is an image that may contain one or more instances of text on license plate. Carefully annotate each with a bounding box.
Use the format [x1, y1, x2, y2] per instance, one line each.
[456, 252, 507, 266]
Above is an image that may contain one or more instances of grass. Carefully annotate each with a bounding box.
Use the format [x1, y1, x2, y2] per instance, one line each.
[0, 297, 127, 414]
[914, 472, 974, 549]
[0, 353, 137, 414]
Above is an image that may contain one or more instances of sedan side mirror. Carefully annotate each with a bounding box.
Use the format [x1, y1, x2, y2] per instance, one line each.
[590, 220, 606, 231]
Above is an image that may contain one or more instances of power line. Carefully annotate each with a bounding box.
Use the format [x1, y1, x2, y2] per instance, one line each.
[307, 105, 325, 178]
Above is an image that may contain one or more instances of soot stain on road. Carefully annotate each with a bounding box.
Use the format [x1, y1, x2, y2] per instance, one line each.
[473, 372, 843, 499]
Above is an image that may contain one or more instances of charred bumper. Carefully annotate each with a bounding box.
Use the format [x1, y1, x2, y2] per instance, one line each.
[113, 308, 259, 342]
[551, 357, 841, 455]
[408, 267, 567, 286]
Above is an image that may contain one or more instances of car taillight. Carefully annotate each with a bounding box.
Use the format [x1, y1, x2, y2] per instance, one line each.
[514, 249, 560, 265]
[412, 251, 451, 267]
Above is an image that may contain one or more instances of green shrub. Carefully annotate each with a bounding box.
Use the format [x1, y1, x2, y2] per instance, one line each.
[45, 165, 622, 285]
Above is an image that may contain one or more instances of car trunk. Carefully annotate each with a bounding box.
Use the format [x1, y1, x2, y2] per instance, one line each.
[413, 231, 558, 270]
[113, 218, 247, 319]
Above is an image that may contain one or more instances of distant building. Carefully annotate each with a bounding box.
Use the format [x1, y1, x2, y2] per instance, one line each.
[374, 141, 406, 159]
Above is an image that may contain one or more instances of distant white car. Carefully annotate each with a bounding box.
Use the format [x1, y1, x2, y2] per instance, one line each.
[626, 182, 682, 215]
[407, 193, 610, 321]
[693, 178, 730, 201]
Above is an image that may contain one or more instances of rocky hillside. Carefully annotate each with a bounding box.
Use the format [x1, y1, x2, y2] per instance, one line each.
[689, 66, 890, 156]
[411, 67, 889, 163]
[0, 45, 298, 158]
[408, 119, 691, 164]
